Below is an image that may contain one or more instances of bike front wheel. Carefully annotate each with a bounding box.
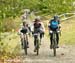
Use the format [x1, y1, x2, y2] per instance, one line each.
[24, 48, 27, 55]
[53, 40, 57, 56]
[53, 47, 56, 56]
[36, 40, 39, 55]
[24, 40, 28, 55]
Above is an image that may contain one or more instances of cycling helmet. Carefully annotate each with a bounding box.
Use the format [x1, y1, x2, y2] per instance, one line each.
[54, 15, 59, 20]
[23, 21, 26, 25]
[24, 9, 30, 13]
[35, 16, 41, 22]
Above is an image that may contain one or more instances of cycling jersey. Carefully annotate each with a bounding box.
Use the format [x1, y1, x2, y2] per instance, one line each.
[18, 25, 29, 34]
[48, 19, 60, 30]
[31, 22, 45, 33]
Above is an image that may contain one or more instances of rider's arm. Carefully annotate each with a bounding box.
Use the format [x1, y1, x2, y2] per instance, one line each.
[18, 26, 23, 35]
[41, 22, 45, 32]
[48, 20, 52, 30]
[18, 25, 25, 34]
[31, 23, 34, 32]
[58, 20, 61, 29]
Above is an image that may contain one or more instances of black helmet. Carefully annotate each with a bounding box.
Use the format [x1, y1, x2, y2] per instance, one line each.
[34, 16, 41, 22]
[54, 15, 59, 20]
[23, 21, 26, 26]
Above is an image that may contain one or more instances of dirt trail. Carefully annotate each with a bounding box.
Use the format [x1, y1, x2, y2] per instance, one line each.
[18, 36, 75, 63]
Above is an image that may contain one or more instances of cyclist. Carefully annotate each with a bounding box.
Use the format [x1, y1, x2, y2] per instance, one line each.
[21, 9, 31, 36]
[31, 16, 45, 52]
[18, 21, 29, 48]
[48, 15, 61, 49]
[21, 9, 30, 21]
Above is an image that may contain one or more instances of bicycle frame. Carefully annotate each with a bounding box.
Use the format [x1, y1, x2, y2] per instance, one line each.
[23, 33, 28, 55]
[34, 33, 40, 55]
[52, 31, 57, 56]
[52, 31, 57, 47]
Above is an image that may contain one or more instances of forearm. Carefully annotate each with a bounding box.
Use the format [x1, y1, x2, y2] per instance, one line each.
[40, 22, 45, 32]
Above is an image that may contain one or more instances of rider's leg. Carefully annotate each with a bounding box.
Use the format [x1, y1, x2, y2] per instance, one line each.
[26, 34, 29, 48]
[40, 33, 42, 43]
[40, 32, 44, 43]
[50, 33, 53, 49]
[56, 33, 59, 44]
[34, 36, 37, 47]
[34, 36, 38, 52]
[28, 27, 31, 36]
[20, 33, 24, 48]
[56, 32, 59, 48]
[42, 32, 44, 37]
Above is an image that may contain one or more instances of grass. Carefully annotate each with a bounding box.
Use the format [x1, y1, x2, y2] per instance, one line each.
[60, 17, 75, 45]
[0, 33, 20, 60]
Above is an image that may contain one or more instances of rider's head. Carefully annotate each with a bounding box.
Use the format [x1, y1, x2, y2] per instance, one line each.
[34, 16, 41, 23]
[54, 15, 59, 21]
[23, 9, 30, 14]
[23, 21, 26, 26]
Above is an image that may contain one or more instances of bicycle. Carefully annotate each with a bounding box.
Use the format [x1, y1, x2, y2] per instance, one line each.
[52, 31, 57, 56]
[34, 33, 40, 55]
[22, 33, 28, 55]
[50, 30, 60, 56]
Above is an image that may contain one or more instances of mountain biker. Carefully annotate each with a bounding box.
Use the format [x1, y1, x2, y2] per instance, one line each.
[21, 9, 31, 35]
[31, 16, 45, 52]
[18, 21, 29, 48]
[21, 9, 30, 21]
[48, 15, 61, 49]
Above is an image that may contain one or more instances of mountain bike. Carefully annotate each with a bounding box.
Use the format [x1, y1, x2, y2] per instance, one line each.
[22, 33, 28, 55]
[52, 31, 57, 56]
[34, 33, 40, 55]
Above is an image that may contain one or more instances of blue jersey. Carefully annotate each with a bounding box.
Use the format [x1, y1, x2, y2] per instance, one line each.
[50, 19, 60, 29]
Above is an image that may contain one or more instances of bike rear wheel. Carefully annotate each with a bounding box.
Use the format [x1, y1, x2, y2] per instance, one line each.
[53, 39, 57, 56]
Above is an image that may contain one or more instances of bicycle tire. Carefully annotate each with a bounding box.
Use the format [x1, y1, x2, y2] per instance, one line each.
[53, 39, 57, 56]
[36, 47, 39, 55]
[24, 40, 28, 55]
[36, 39, 39, 55]
[52, 32, 57, 56]
[24, 48, 27, 55]
[53, 47, 56, 56]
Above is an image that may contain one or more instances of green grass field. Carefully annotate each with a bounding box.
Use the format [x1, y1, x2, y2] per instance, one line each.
[60, 17, 75, 45]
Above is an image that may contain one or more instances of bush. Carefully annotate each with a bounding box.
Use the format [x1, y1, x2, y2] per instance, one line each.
[2, 17, 18, 32]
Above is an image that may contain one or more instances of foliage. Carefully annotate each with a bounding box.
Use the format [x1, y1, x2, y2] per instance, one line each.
[0, 0, 75, 19]
[0, 17, 20, 32]
[0, 0, 75, 32]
